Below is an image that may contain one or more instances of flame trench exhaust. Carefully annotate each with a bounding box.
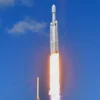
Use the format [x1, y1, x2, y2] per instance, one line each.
[49, 5, 60, 100]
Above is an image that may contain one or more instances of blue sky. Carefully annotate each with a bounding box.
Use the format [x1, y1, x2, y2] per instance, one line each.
[0, 0, 100, 100]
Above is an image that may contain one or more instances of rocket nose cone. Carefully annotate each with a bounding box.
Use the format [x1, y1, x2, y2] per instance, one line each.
[52, 4, 56, 8]
[52, 4, 56, 13]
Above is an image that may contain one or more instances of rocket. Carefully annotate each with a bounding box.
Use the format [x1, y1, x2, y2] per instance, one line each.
[36, 77, 40, 100]
[50, 5, 59, 54]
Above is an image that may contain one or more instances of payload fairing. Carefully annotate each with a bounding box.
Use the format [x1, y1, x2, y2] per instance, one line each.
[50, 5, 59, 54]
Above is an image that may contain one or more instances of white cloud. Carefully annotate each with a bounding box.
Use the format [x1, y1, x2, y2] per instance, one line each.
[0, 0, 14, 7]
[0, 0, 34, 7]
[7, 18, 47, 35]
[19, 0, 34, 7]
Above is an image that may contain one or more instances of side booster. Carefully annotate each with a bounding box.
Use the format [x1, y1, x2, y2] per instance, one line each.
[50, 5, 59, 54]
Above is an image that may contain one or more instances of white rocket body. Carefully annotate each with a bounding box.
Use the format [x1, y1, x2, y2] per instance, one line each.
[50, 5, 59, 54]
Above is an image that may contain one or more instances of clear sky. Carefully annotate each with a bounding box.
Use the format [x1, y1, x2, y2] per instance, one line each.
[0, 0, 100, 100]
